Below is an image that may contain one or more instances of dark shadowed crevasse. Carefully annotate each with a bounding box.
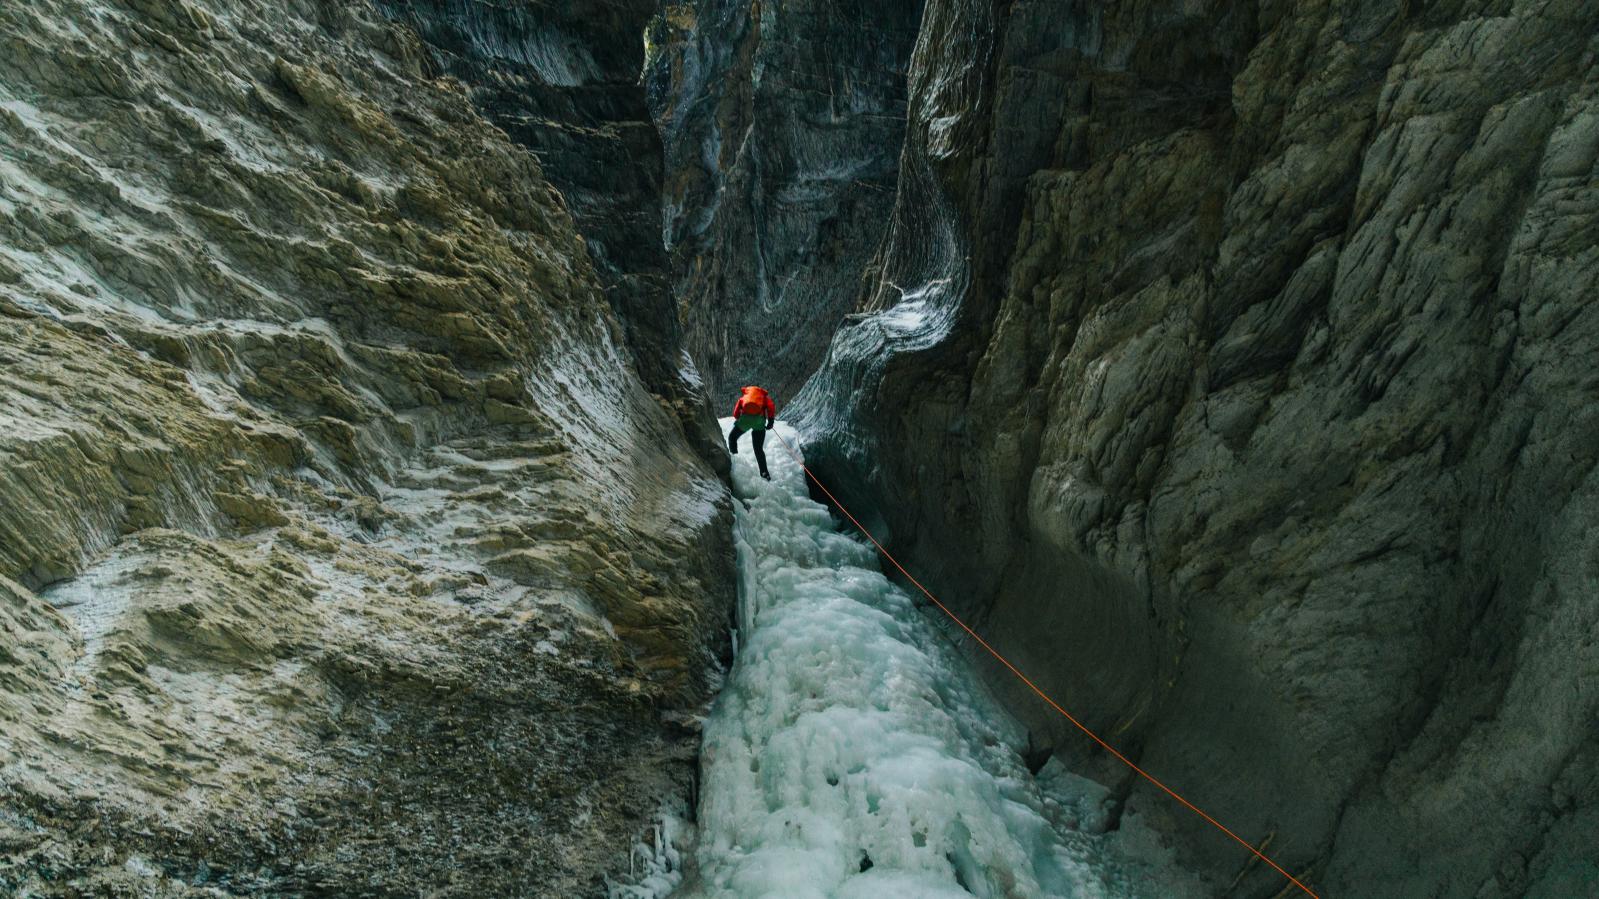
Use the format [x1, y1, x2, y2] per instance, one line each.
[644, 0, 925, 402]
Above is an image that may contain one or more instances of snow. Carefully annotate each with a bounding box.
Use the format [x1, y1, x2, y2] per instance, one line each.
[676, 421, 1164, 898]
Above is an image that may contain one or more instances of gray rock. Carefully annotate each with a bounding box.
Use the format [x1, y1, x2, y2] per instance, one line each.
[786, 0, 1599, 895]
[645, 0, 924, 401]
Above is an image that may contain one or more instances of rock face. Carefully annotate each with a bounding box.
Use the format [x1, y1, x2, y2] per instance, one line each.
[0, 0, 732, 895]
[645, 0, 923, 401]
[791, 0, 1599, 895]
[376, 0, 690, 400]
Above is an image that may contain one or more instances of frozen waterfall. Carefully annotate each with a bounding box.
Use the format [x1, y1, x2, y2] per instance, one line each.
[651, 422, 1200, 899]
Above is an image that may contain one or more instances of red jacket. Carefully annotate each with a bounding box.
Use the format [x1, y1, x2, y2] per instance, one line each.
[732, 386, 776, 420]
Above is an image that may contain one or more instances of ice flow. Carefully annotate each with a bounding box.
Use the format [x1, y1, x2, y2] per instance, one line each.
[678, 421, 1116, 898]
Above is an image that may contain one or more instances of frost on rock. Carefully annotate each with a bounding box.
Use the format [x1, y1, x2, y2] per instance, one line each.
[684, 421, 1203, 898]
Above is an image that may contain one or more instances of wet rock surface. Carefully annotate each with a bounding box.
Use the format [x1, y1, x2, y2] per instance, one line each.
[0, 0, 732, 895]
[790, 0, 1599, 895]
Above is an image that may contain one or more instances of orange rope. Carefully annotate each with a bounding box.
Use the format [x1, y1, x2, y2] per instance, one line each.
[767, 429, 1321, 899]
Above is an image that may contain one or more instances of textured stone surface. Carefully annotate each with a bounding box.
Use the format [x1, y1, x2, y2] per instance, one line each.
[0, 0, 732, 894]
[376, 0, 692, 401]
[645, 0, 923, 401]
[792, 0, 1599, 895]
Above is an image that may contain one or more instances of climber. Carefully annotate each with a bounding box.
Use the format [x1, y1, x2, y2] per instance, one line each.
[728, 385, 776, 480]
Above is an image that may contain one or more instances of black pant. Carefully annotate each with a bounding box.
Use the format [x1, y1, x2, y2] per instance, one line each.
[728, 423, 768, 476]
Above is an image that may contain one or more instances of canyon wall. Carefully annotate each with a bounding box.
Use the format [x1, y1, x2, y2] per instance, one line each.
[0, 0, 732, 894]
[5, 0, 1594, 894]
[378, 0, 692, 401]
[645, 0, 923, 401]
[793, 0, 1599, 895]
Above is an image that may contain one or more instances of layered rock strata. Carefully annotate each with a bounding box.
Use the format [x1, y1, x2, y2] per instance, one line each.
[0, 0, 732, 894]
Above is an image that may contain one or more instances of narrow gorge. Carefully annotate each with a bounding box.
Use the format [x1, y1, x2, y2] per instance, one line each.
[3, 1, 1596, 898]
